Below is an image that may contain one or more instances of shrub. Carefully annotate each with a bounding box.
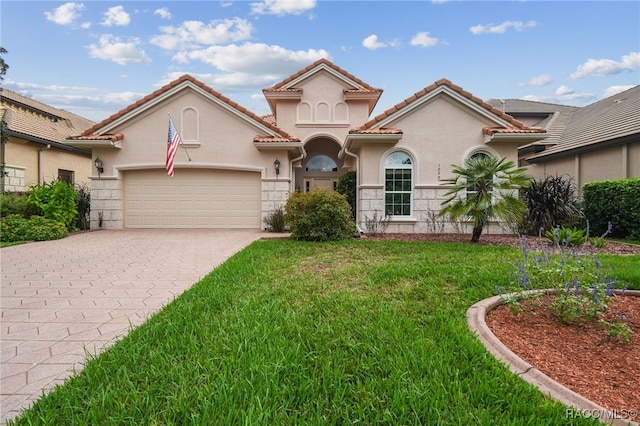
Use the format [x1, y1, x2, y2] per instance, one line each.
[26, 216, 69, 241]
[263, 205, 286, 232]
[28, 180, 78, 230]
[498, 232, 631, 343]
[284, 189, 356, 241]
[0, 214, 68, 242]
[544, 226, 586, 246]
[363, 210, 390, 236]
[336, 170, 357, 220]
[520, 174, 583, 236]
[583, 178, 640, 240]
[75, 182, 91, 230]
[0, 214, 31, 242]
[0, 192, 39, 218]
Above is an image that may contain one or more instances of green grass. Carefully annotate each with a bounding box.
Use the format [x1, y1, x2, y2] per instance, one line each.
[10, 240, 639, 425]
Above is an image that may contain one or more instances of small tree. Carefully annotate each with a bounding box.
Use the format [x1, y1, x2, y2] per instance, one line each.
[440, 155, 529, 243]
[336, 170, 356, 220]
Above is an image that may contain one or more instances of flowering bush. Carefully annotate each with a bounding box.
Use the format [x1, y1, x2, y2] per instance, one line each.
[497, 229, 632, 343]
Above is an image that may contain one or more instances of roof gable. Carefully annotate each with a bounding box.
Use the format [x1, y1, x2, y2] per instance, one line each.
[357, 79, 541, 135]
[76, 75, 293, 140]
[263, 58, 383, 114]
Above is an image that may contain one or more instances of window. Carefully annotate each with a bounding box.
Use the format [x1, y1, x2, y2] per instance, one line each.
[384, 152, 413, 216]
[305, 155, 338, 172]
[466, 152, 493, 199]
[58, 169, 74, 184]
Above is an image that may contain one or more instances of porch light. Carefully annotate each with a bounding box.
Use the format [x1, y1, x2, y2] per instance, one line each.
[94, 157, 104, 175]
[274, 158, 280, 176]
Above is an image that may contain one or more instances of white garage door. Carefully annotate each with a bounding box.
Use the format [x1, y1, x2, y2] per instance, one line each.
[124, 169, 261, 229]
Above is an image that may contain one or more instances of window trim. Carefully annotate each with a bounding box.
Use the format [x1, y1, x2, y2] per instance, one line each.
[384, 151, 414, 217]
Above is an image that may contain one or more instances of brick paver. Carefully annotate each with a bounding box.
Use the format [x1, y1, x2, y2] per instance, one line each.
[0, 229, 262, 424]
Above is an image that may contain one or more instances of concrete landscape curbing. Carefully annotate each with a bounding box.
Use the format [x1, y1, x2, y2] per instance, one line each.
[467, 290, 640, 426]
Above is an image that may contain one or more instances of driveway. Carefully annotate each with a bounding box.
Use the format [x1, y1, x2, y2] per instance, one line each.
[1, 229, 264, 424]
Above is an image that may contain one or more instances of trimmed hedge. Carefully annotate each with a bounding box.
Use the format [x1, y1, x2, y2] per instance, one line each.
[336, 170, 357, 220]
[0, 214, 68, 242]
[583, 178, 640, 240]
[285, 189, 356, 241]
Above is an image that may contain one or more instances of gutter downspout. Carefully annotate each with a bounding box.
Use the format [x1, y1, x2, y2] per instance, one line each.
[289, 146, 306, 193]
[341, 139, 360, 225]
[38, 144, 51, 184]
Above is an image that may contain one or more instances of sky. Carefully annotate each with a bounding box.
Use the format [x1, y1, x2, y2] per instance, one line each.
[1, 1, 639, 123]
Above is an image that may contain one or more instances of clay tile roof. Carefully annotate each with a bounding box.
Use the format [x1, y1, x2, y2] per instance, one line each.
[265, 58, 381, 92]
[348, 127, 403, 135]
[77, 74, 293, 139]
[68, 133, 124, 142]
[359, 78, 536, 133]
[253, 135, 301, 143]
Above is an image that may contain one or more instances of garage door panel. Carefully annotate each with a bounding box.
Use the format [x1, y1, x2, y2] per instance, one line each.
[124, 169, 261, 229]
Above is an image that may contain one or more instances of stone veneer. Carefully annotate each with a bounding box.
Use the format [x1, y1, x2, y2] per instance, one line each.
[89, 177, 123, 230]
[261, 179, 290, 230]
[3, 165, 26, 192]
[358, 185, 511, 235]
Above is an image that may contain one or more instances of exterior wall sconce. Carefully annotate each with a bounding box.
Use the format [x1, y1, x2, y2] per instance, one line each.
[94, 157, 104, 176]
[274, 158, 280, 176]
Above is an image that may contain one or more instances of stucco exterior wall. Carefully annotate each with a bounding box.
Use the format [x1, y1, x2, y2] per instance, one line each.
[354, 95, 522, 235]
[4, 138, 91, 190]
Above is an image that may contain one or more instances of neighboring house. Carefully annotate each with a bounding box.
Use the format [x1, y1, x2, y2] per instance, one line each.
[488, 85, 640, 190]
[68, 59, 637, 232]
[0, 88, 94, 192]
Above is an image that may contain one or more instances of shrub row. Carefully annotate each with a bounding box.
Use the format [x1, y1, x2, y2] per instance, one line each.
[583, 177, 640, 240]
[0, 214, 68, 242]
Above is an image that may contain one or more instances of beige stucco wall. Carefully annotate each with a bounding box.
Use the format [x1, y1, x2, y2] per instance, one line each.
[526, 140, 640, 191]
[354, 94, 523, 234]
[4, 138, 91, 191]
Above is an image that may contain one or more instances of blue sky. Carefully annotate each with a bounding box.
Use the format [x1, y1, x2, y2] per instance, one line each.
[2, 1, 639, 123]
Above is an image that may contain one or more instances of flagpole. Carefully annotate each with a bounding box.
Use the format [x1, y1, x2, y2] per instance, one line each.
[168, 113, 192, 162]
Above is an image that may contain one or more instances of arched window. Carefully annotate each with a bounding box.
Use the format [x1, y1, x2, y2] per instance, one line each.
[306, 155, 338, 172]
[384, 152, 413, 216]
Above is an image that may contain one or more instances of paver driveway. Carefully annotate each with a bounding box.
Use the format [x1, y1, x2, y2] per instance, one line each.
[1, 229, 264, 424]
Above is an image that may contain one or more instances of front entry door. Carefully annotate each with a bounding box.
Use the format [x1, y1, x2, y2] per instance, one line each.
[305, 178, 337, 192]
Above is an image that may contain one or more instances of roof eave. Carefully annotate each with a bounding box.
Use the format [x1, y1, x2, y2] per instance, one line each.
[484, 132, 549, 144]
[65, 139, 123, 149]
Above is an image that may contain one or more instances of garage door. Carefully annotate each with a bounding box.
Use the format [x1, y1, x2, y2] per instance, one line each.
[124, 169, 261, 229]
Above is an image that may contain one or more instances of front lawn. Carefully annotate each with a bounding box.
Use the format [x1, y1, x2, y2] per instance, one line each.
[10, 240, 639, 425]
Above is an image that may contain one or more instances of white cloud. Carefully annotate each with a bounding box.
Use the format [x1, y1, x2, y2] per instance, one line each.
[44, 2, 85, 26]
[101, 5, 131, 27]
[555, 85, 574, 96]
[410, 32, 442, 48]
[570, 51, 640, 80]
[88, 34, 152, 65]
[520, 74, 553, 87]
[250, 0, 316, 16]
[172, 42, 328, 75]
[602, 85, 636, 99]
[154, 7, 172, 20]
[150, 18, 254, 50]
[362, 34, 399, 50]
[470, 20, 536, 35]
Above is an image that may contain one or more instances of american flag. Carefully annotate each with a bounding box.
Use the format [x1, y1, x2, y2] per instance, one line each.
[166, 117, 182, 177]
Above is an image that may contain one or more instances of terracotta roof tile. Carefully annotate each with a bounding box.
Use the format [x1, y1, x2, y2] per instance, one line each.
[266, 58, 380, 92]
[349, 127, 403, 135]
[79, 75, 293, 139]
[483, 127, 546, 135]
[68, 133, 124, 142]
[253, 135, 301, 143]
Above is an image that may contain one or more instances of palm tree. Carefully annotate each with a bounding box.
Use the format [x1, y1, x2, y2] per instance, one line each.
[440, 154, 530, 243]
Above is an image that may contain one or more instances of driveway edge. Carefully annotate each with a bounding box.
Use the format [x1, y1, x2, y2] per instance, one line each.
[467, 290, 640, 426]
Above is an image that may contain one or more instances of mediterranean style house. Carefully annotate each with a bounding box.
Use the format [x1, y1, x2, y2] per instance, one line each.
[64, 59, 639, 232]
[0, 88, 94, 192]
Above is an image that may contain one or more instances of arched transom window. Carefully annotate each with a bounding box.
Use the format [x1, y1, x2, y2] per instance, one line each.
[384, 152, 413, 216]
